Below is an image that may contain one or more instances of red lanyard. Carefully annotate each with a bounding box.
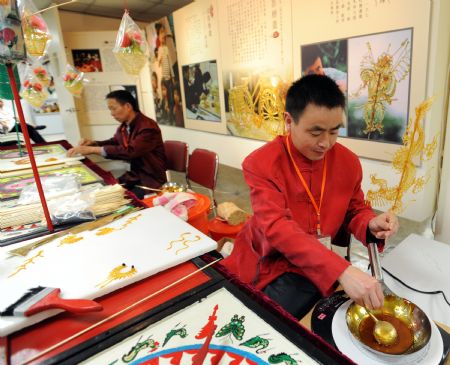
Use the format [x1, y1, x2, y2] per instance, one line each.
[121, 125, 131, 148]
[285, 135, 327, 235]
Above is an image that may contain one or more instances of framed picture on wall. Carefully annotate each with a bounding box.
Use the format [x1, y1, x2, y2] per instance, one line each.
[72, 49, 103, 72]
[182, 60, 221, 123]
[347, 28, 412, 144]
[148, 15, 184, 128]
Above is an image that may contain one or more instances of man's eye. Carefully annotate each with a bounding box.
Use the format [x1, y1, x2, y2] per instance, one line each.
[310, 131, 321, 137]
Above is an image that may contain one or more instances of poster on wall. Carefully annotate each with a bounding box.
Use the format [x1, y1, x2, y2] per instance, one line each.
[148, 15, 184, 127]
[293, 0, 430, 161]
[182, 60, 221, 123]
[301, 28, 412, 144]
[173, 0, 228, 135]
[218, 0, 293, 141]
[301, 40, 348, 136]
[347, 28, 412, 144]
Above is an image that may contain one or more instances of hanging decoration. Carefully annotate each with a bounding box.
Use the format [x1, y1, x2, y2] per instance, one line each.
[19, 64, 48, 108]
[366, 97, 438, 213]
[113, 11, 147, 76]
[18, 0, 50, 57]
[0, 0, 27, 64]
[62, 63, 87, 97]
[31, 60, 50, 87]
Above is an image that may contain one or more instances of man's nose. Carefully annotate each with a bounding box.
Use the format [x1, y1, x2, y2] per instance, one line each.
[318, 134, 331, 148]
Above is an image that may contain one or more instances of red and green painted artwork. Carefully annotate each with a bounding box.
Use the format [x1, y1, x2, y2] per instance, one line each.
[0, 165, 102, 200]
[0, 144, 66, 160]
[83, 288, 319, 365]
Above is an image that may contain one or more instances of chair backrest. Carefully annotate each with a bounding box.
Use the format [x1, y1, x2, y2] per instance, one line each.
[164, 140, 188, 182]
[187, 148, 219, 211]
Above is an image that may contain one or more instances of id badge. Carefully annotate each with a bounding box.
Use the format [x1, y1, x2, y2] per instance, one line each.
[317, 234, 332, 250]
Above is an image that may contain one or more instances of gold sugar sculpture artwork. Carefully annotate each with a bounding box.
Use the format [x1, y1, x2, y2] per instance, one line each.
[95, 213, 142, 236]
[96, 263, 137, 289]
[8, 250, 44, 278]
[366, 97, 438, 213]
[167, 232, 201, 255]
[352, 39, 411, 139]
[228, 75, 288, 140]
[58, 234, 84, 247]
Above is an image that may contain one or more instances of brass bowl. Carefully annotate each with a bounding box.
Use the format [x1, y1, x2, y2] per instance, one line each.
[346, 295, 431, 360]
[161, 182, 187, 193]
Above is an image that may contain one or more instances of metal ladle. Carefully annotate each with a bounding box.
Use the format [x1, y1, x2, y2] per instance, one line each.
[364, 307, 398, 346]
[367, 242, 398, 346]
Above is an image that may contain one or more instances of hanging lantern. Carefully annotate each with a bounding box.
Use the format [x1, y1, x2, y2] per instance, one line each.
[113, 11, 148, 76]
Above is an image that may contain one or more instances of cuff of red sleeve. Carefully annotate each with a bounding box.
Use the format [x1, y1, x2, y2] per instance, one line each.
[317, 257, 351, 297]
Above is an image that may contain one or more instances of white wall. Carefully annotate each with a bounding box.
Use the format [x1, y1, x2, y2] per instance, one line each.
[435, 97, 450, 243]
[53, 3, 449, 223]
[43, 8, 81, 143]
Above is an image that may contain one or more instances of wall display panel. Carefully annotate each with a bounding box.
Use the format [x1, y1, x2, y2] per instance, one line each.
[347, 28, 412, 144]
[182, 60, 221, 123]
[217, 0, 293, 141]
[147, 16, 184, 128]
[173, 0, 228, 135]
[293, 0, 430, 161]
[301, 28, 413, 144]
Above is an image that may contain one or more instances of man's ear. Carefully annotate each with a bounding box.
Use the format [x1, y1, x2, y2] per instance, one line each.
[284, 111, 293, 133]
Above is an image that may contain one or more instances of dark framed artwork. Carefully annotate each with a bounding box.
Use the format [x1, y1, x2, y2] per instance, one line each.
[72, 49, 103, 72]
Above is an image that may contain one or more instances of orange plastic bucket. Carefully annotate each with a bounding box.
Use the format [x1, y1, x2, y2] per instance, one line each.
[142, 193, 211, 235]
[208, 216, 249, 241]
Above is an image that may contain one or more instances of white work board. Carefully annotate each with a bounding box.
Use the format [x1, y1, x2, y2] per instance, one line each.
[0, 206, 217, 336]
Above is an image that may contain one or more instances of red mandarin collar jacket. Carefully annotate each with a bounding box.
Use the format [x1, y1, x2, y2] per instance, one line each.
[222, 135, 377, 296]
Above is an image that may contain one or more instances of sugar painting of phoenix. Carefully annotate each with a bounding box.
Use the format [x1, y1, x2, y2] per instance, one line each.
[347, 28, 412, 144]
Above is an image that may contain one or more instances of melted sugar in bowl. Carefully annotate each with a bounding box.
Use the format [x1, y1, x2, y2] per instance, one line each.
[346, 294, 432, 363]
[161, 182, 187, 193]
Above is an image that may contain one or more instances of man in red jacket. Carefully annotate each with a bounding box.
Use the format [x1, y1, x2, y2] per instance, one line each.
[68, 90, 167, 198]
[222, 75, 398, 319]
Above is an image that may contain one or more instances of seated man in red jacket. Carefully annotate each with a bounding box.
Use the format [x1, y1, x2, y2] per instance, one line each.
[68, 90, 167, 198]
[222, 75, 399, 319]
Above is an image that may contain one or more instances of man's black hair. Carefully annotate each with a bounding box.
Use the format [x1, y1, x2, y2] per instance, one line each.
[106, 90, 139, 112]
[285, 74, 345, 122]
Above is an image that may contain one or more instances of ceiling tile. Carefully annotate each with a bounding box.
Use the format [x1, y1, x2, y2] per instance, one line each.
[35, 0, 193, 23]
